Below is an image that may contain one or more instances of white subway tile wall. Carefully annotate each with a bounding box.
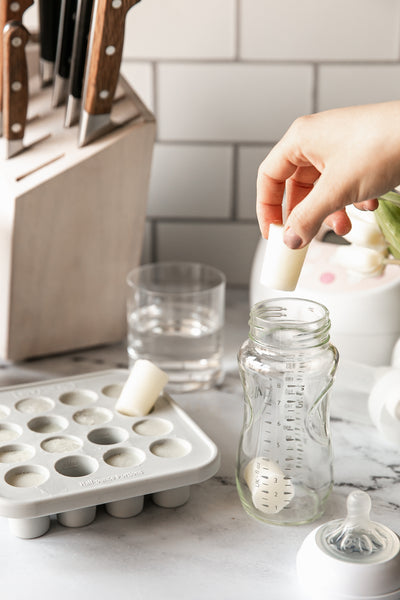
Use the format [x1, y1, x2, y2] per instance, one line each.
[156, 63, 313, 142]
[240, 0, 400, 61]
[120, 62, 154, 111]
[22, 1, 400, 286]
[237, 146, 272, 220]
[148, 144, 233, 218]
[157, 222, 260, 286]
[318, 65, 400, 111]
[124, 0, 237, 59]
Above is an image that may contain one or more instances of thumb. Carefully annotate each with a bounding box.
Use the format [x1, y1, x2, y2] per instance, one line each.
[283, 171, 353, 248]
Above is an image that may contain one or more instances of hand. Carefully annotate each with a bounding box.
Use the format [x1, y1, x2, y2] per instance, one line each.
[256, 101, 400, 248]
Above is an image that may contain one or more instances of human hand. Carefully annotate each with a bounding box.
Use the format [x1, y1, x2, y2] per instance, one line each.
[256, 101, 400, 248]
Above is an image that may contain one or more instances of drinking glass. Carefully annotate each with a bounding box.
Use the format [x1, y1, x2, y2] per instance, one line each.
[126, 262, 226, 393]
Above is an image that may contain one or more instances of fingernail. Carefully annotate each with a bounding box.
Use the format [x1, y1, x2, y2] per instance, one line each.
[283, 227, 303, 249]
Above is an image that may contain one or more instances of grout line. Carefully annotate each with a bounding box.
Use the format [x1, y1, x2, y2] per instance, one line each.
[150, 220, 158, 262]
[396, 10, 400, 61]
[235, 0, 241, 62]
[124, 58, 315, 66]
[122, 57, 400, 67]
[315, 59, 400, 66]
[147, 216, 258, 225]
[231, 144, 239, 220]
[153, 139, 278, 147]
[312, 63, 319, 113]
[152, 61, 158, 137]
[155, 138, 282, 146]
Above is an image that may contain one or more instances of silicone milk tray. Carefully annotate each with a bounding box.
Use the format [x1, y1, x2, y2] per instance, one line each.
[0, 369, 220, 538]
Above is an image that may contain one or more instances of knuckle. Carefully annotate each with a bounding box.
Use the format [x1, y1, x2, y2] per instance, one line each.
[289, 114, 313, 138]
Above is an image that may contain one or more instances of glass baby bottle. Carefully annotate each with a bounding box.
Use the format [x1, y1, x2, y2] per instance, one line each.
[237, 297, 339, 526]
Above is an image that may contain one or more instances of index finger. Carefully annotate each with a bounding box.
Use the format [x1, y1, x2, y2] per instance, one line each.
[256, 151, 298, 238]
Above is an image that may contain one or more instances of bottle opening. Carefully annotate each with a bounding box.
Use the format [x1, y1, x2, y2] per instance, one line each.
[249, 297, 331, 349]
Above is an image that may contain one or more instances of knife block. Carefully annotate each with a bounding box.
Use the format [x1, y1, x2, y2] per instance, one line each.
[0, 44, 155, 360]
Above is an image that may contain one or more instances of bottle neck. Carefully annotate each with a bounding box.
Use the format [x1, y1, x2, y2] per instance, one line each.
[249, 298, 331, 351]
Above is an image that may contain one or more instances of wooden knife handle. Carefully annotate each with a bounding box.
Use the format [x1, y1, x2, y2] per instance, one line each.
[3, 21, 29, 140]
[84, 0, 141, 116]
[0, 0, 34, 28]
[0, 0, 33, 107]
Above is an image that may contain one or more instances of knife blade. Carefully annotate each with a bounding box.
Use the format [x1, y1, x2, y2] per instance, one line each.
[64, 0, 93, 127]
[78, 0, 141, 147]
[38, 0, 62, 86]
[3, 20, 29, 158]
[0, 0, 33, 135]
[52, 0, 78, 107]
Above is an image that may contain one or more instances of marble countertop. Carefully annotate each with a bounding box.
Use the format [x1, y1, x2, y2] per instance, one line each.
[0, 288, 399, 600]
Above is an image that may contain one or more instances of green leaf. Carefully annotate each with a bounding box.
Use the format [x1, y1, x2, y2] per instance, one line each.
[376, 195, 400, 259]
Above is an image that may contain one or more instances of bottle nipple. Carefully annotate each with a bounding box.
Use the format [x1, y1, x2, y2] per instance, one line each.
[297, 490, 400, 599]
[317, 490, 399, 564]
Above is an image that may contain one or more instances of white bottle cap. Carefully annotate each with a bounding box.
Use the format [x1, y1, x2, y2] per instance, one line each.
[260, 224, 309, 292]
[115, 359, 169, 417]
[297, 490, 400, 600]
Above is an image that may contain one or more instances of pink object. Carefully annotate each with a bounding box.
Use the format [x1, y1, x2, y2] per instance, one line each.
[320, 272, 335, 284]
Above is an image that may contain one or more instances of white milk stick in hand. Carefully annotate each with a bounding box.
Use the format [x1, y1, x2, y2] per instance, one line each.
[261, 224, 309, 292]
[115, 359, 169, 417]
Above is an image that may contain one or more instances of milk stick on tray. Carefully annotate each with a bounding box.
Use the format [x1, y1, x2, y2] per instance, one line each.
[115, 359, 169, 416]
[261, 223, 309, 292]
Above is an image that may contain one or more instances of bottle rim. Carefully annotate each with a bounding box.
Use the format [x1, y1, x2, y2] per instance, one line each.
[249, 297, 331, 348]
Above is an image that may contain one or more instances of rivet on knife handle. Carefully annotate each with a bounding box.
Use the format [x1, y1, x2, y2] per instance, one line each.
[0, 0, 33, 135]
[78, 0, 141, 147]
[3, 20, 29, 158]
